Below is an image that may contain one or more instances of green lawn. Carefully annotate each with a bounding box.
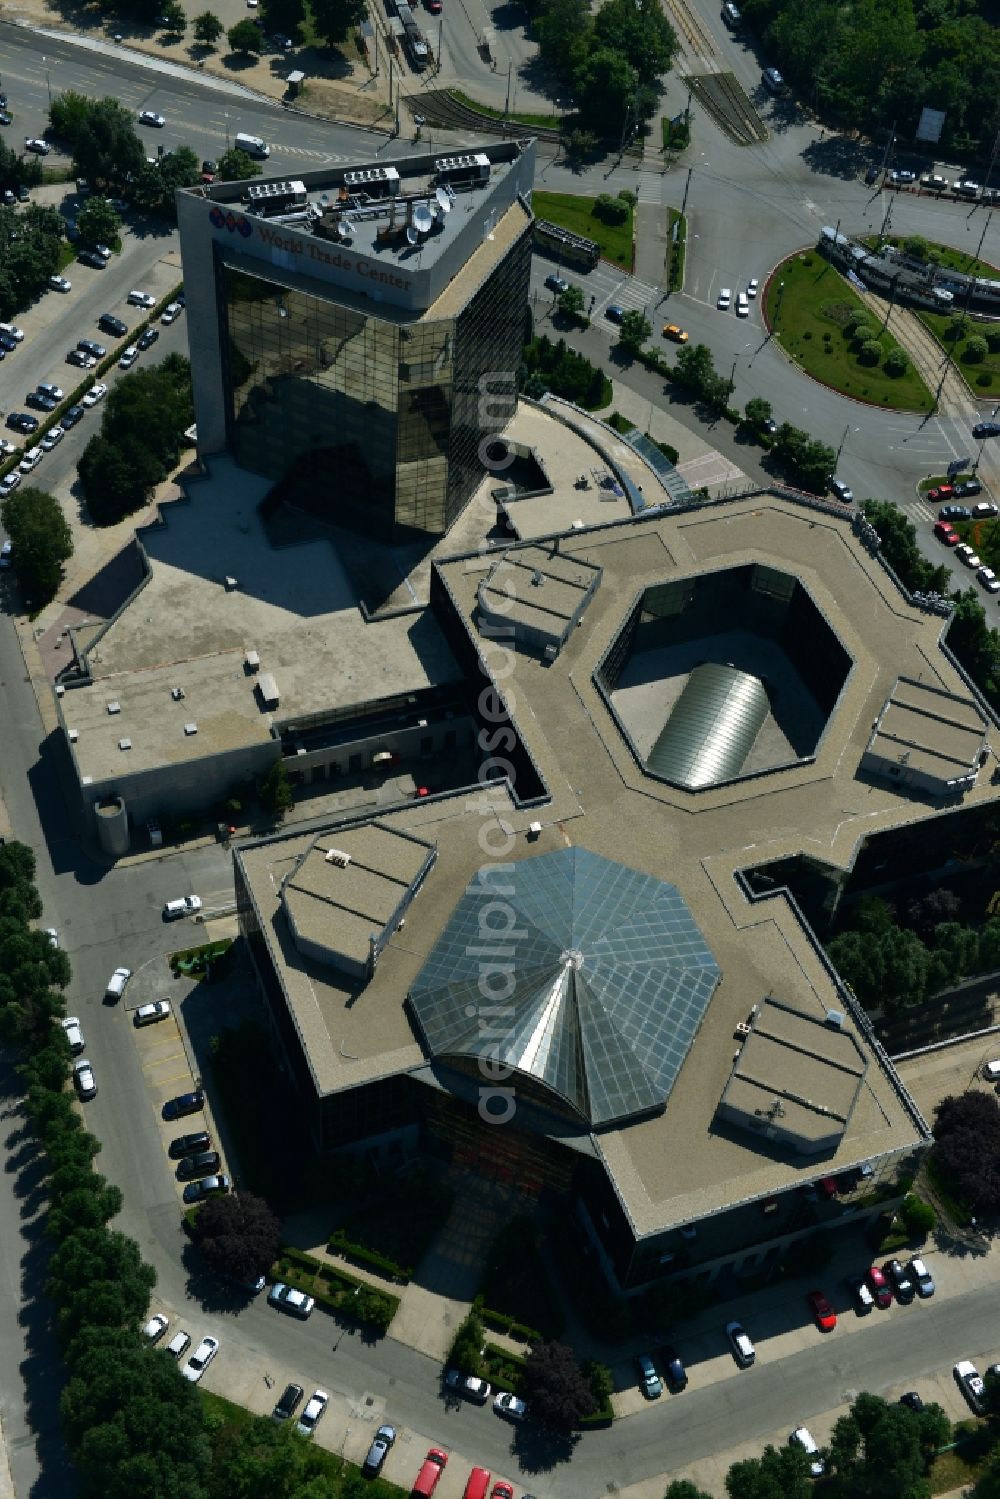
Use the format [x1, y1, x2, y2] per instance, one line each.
[916, 308, 1000, 393]
[531, 190, 634, 271]
[765, 254, 933, 411]
[450, 89, 559, 130]
[953, 515, 1000, 572]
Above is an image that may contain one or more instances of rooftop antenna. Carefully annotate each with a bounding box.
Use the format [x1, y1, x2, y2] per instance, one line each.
[435, 186, 451, 213]
[413, 202, 434, 236]
[406, 225, 418, 245]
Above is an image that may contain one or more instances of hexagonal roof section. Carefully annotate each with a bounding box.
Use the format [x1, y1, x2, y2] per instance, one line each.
[407, 847, 721, 1127]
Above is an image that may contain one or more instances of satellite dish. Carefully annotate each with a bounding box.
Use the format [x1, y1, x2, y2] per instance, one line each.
[435, 186, 451, 212]
[406, 225, 418, 245]
[413, 203, 434, 235]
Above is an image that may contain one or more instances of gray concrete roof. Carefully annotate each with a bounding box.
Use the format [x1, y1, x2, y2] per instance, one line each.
[239, 493, 989, 1238]
[867, 675, 986, 779]
[69, 454, 462, 782]
[479, 544, 600, 636]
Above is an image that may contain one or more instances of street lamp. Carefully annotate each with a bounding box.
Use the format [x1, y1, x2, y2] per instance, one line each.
[730, 341, 754, 391]
[41, 55, 51, 108]
[835, 424, 860, 467]
[773, 279, 786, 337]
[552, 96, 560, 120]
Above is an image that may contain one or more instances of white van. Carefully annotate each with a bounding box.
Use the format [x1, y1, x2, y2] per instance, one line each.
[234, 132, 270, 158]
[105, 965, 132, 1001]
[983, 1058, 1000, 1082]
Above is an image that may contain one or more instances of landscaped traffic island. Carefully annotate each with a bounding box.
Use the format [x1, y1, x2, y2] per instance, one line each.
[764, 252, 933, 412]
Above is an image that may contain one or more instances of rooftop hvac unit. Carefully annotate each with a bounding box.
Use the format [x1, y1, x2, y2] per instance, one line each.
[825, 1008, 845, 1030]
[171, 686, 185, 700]
[244, 179, 307, 214]
[119, 738, 132, 751]
[434, 154, 491, 183]
[106, 701, 121, 715]
[68, 728, 78, 743]
[183, 723, 198, 736]
[324, 848, 352, 867]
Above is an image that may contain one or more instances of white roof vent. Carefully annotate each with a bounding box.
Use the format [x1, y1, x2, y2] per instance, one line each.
[224, 575, 239, 591]
[106, 701, 121, 715]
[68, 728, 78, 743]
[171, 686, 185, 701]
[183, 723, 198, 736]
[55, 683, 65, 697]
[324, 848, 352, 868]
[119, 738, 132, 751]
[825, 1008, 845, 1030]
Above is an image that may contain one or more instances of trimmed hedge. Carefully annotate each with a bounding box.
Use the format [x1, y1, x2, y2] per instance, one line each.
[272, 1245, 399, 1334]
[481, 1342, 527, 1393]
[328, 1228, 411, 1283]
[475, 1299, 541, 1345]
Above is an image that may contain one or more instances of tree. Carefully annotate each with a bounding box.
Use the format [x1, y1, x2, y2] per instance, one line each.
[259, 759, 294, 818]
[308, 0, 366, 46]
[744, 396, 773, 431]
[191, 1190, 282, 1281]
[0, 140, 43, 197]
[675, 341, 718, 395]
[906, 888, 960, 938]
[619, 310, 651, 352]
[861, 501, 949, 596]
[557, 284, 586, 322]
[228, 17, 264, 53]
[0, 202, 62, 318]
[665, 1484, 714, 1499]
[593, 0, 677, 82]
[62, 97, 146, 187]
[1, 487, 73, 605]
[572, 46, 637, 135]
[215, 146, 263, 182]
[594, 191, 629, 224]
[160, 0, 186, 29]
[965, 336, 989, 364]
[77, 196, 121, 250]
[725, 1443, 812, 1499]
[536, 0, 592, 79]
[521, 1340, 596, 1430]
[826, 929, 885, 1006]
[79, 433, 162, 525]
[47, 1226, 156, 1341]
[47, 1183, 124, 1243]
[898, 1193, 935, 1241]
[260, 0, 306, 37]
[858, 338, 882, 366]
[933, 1090, 1000, 1215]
[825, 1393, 931, 1499]
[884, 347, 909, 376]
[193, 9, 224, 44]
[446, 1310, 484, 1375]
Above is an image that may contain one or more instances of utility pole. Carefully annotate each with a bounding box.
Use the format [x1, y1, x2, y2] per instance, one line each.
[436, 15, 442, 76]
[680, 166, 693, 218]
[879, 119, 896, 180]
[882, 272, 900, 331]
[505, 61, 511, 117]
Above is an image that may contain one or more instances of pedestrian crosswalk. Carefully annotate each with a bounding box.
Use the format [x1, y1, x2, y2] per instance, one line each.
[596, 276, 661, 318]
[911, 498, 934, 522]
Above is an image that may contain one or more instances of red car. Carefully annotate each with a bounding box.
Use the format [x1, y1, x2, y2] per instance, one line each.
[928, 484, 954, 503]
[866, 1264, 893, 1308]
[490, 1486, 514, 1499]
[806, 1289, 837, 1332]
[933, 521, 959, 546]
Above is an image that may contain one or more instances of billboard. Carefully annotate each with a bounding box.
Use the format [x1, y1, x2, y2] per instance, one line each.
[915, 107, 946, 145]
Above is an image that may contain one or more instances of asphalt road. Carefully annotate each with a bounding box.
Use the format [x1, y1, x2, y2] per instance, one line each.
[0, 17, 999, 1496]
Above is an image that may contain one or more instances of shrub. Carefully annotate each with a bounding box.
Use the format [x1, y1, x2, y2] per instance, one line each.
[977, 373, 993, 387]
[899, 1193, 936, 1240]
[594, 193, 629, 225]
[987, 329, 1000, 354]
[447, 1311, 485, 1376]
[859, 339, 882, 366]
[884, 348, 909, 376]
[964, 335, 989, 363]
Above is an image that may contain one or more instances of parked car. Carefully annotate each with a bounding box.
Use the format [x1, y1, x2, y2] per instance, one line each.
[928, 484, 956, 503]
[181, 1335, 219, 1383]
[272, 1382, 304, 1421]
[938, 502, 970, 520]
[907, 1257, 935, 1298]
[973, 421, 1000, 440]
[978, 567, 1000, 593]
[40, 426, 64, 451]
[412, 1450, 448, 1497]
[493, 1391, 528, 1421]
[127, 290, 156, 308]
[143, 1313, 169, 1341]
[24, 137, 51, 154]
[161, 301, 183, 324]
[169, 1131, 211, 1158]
[717, 286, 732, 310]
[134, 1000, 172, 1026]
[163, 895, 202, 919]
[176, 1150, 221, 1180]
[806, 1289, 837, 1331]
[762, 67, 784, 93]
[0, 474, 19, 497]
[296, 1389, 329, 1437]
[137, 326, 159, 351]
[491, 1485, 513, 1499]
[78, 249, 108, 270]
[0, 322, 25, 342]
[922, 174, 948, 189]
[747, 278, 759, 297]
[900, 1391, 925, 1412]
[61, 1016, 85, 1054]
[544, 273, 569, 294]
[62, 405, 85, 428]
[955, 543, 982, 569]
[82, 382, 108, 407]
[268, 1282, 315, 1318]
[883, 1258, 915, 1303]
[637, 1353, 662, 1399]
[445, 1370, 492, 1403]
[26, 391, 57, 412]
[955, 1360, 986, 1414]
[98, 313, 128, 337]
[846, 1274, 875, 1315]
[118, 345, 138, 369]
[970, 499, 997, 518]
[790, 1426, 824, 1477]
[888, 169, 917, 185]
[48, 275, 72, 293]
[362, 1424, 397, 1475]
[163, 1089, 205, 1120]
[829, 477, 854, 504]
[182, 1174, 230, 1204]
[166, 1330, 191, 1358]
[726, 1321, 755, 1366]
[659, 1343, 688, 1391]
[866, 1264, 893, 1308]
[19, 447, 43, 473]
[7, 413, 38, 434]
[933, 521, 960, 546]
[954, 178, 981, 198]
[78, 339, 107, 359]
[73, 1058, 97, 1099]
[67, 349, 97, 369]
[736, 291, 749, 317]
[138, 110, 166, 127]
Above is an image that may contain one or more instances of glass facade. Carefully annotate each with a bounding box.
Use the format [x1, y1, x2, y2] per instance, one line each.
[218, 222, 532, 541]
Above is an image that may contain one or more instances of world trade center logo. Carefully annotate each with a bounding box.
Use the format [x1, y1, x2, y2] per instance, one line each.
[208, 206, 253, 238]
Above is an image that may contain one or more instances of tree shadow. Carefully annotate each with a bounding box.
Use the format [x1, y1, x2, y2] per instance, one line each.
[221, 52, 259, 72]
[511, 1423, 579, 1472]
[800, 134, 871, 182]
